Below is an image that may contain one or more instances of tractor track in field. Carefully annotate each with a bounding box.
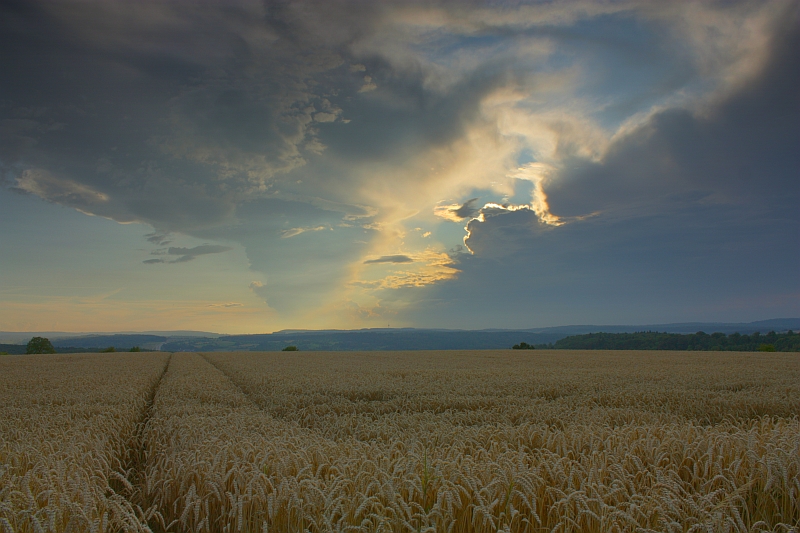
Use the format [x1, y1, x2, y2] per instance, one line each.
[198, 352, 264, 410]
[112, 352, 173, 531]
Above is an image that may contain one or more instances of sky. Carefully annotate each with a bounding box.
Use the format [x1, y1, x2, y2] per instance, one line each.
[1, 0, 798, 334]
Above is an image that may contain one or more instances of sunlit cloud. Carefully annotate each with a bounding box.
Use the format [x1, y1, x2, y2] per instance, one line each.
[508, 163, 562, 226]
[353, 250, 458, 291]
[434, 198, 481, 222]
[280, 225, 331, 238]
[16, 169, 109, 207]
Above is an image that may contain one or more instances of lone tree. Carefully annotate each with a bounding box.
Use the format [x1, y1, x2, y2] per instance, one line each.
[26, 337, 56, 354]
[282, 345, 298, 351]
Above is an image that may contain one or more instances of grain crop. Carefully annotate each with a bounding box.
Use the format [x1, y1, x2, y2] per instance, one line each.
[0, 352, 169, 532]
[146, 350, 800, 532]
[1, 350, 798, 532]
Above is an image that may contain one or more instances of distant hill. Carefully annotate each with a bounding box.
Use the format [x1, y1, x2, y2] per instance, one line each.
[0, 330, 219, 345]
[50, 335, 168, 350]
[162, 319, 800, 352]
[161, 330, 558, 352]
[2, 319, 797, 352]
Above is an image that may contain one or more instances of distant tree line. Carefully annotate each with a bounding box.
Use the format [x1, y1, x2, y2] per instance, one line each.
[0, 338, 153, 355]
[512, 342, 535, 350]
[541, 331, 800, 352]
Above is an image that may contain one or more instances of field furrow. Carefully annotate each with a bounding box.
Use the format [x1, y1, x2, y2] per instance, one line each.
[0, 352, 170, 533]
[139, 352, 292, 532]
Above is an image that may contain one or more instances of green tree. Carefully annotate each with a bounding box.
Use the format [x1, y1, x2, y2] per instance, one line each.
[26, 337, 56, 354]
[101, 346, 116, 353]
[758, 344, 776, 352]
[130, 346, 141, 352]
[282, 346, 298, 351]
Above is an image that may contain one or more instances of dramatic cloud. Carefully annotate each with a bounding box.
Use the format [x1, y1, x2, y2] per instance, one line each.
[419, 9, 800, 327]
[1, 0, 797, 330]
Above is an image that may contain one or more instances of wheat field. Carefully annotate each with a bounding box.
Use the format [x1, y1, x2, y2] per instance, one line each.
[1, 350, 798, 532]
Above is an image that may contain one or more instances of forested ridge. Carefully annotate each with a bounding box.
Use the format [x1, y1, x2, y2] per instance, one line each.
[547, 330, 800, 352]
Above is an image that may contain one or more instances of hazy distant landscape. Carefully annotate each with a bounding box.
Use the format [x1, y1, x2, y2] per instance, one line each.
[2, 318, 798, 354]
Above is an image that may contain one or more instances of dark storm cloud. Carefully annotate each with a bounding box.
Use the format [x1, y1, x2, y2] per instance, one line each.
[364, 255, 414, 264]
[544, 9, 800, 220]
[0, 0, 709, 232]
[439, 12, 800, 325]
[419, 199, 799, 329]
[459, 4, 800, 251]
[0, 0, 353, 231]
[3, 2, 552, 188]
[45, 0, 539, 308]
[2, 0, 510, 234]
[0, 1, 242, 230]
[463, 207, 548, 256]
[144, 244, 232, 264]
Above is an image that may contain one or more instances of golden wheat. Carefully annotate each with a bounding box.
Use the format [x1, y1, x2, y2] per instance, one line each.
[1, 350, 798, 532]
[0, 352, 169, 533]
[143, 350, 800, 532]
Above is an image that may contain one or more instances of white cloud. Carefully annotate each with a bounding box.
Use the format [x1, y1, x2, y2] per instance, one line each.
[17, 169, 109, 206]
[280, 225, 330, 238]
[358, 75, 377, 93]
[508, 163, 562, 226]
